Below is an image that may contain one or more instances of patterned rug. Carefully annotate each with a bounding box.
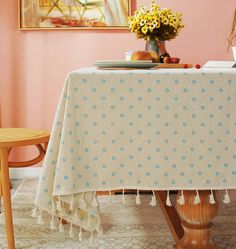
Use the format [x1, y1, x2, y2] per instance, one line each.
[0, 177, 236, 249]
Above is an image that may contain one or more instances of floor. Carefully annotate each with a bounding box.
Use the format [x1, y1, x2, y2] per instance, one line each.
[0, 178, 236, 249]
[0, 179, 22, 213]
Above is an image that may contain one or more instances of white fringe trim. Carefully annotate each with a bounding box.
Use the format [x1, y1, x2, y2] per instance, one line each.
[78, 226, 82, 241]
[177, 190, 185, 205]
[122, 189, 126, 204]
[135, 190, 141, 205]
[194, 190, 201, 205]
[80, 192, 87, 209]
[69, 222, 74, 238]
[91, 191, 98, 207]
[59, 218, 65, 233]
[149, 190, 156, 206]
[37, 210, 45, 225]
[50, 215, 56, 230]
[209, 190, 216, 204]
[90, 231, 94, 241]
[223, 189, 231, 204]
[166, 191, 172, 207]
[70, 194, 74, 211]
[31, 207, 39, 218]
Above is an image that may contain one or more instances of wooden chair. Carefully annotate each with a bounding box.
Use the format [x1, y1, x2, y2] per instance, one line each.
[0, 128, 50, 249]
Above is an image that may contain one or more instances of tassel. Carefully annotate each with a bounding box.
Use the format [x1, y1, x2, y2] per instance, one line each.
[166, 191, 172, 207]
[194, 190, 201, 205]
[209, 190, 216, 204]
[223, 189, 231, 204]
[61, 202, 66, 217]
[149, 190, 157, 206]
[109, 190, 112, 202]
[69, 223, 74, 238]
[37, 210, 45, 225]
[56, 196, 62, 211]
[136, 190, 141, 205]
[31, 207, 39, 218]
[79, 192, 87, 209]
[70, 194, 74, 210]
[74, 210, 79, 219]
[122, 189, 126, 204]
[91, 192, 98, 207]
[50, 215, 56, 230]
[111, 190, 115, 203]
[78, 226, 82, 241]
[96, 223, 103, 237]
[90, 231, 94, 241]
[87, 211, 91, 226]
[177, 190, 185, 205]
[52, 201, 56, 214]
[59, 218, 65, 233]
[109, 190, 115, 203]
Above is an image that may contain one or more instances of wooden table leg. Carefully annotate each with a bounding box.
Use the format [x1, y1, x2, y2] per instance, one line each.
[0, 147, 15, 249]
[156, 191, 184, 243]
[175, 190, 219, 249]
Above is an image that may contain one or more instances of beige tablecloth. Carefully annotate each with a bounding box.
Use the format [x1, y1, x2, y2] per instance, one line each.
[34, 67, 236, 236]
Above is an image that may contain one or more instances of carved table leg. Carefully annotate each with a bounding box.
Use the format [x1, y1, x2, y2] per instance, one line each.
[175, 190, 219, 249]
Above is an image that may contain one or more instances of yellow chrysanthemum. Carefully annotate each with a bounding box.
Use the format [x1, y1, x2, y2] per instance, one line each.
[128, 0, 184, 41]
[141, 26, 148, 34]
[162, 18, 169, 25]
[139, 19, 147, 26]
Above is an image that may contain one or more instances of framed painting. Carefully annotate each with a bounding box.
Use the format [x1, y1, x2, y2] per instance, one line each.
[19, 0, 132, 30]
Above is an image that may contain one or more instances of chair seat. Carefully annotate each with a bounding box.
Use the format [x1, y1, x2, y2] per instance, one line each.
[0, 128, 50, 249]
[0, 128, 50, 147]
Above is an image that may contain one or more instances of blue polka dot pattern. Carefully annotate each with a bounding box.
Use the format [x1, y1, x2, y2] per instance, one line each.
[36, 68, 236, 205]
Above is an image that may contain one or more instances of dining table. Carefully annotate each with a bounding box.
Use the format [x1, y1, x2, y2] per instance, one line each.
[34, 66, 236, 249]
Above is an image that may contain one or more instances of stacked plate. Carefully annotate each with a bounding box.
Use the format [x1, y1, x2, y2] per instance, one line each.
[95, 60, 159, 69]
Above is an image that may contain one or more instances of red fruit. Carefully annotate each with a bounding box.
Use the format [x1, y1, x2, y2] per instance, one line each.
[195, 64, 201, 69]
[171, 57, 180, 63]
[184, 64, 188, 69]
[163, 56, 171, 63]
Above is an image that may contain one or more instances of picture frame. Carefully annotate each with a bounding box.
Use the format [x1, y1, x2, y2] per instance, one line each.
[19, 0, 132, 30]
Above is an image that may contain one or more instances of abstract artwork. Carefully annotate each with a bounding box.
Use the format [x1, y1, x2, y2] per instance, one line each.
[19, 0, 131, 29]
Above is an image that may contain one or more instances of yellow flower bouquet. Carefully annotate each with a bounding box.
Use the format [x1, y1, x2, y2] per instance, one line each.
[129, 1, 184, 41]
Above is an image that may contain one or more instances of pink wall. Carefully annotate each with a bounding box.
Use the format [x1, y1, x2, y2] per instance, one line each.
[0, 0, 235, 131]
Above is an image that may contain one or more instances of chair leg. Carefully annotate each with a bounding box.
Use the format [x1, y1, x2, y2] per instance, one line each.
[0, 148, 15, 249]
[0, 164, 2, 213]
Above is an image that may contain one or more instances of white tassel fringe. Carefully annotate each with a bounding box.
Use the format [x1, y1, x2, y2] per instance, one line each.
[149, 190, 156, 206]
[177, 190, 185, 205]
[91, 192, 98, 207]
[80, 192, 87, 209]
[69, 223, 74, 238]
[31, 207, 39, 218]
[209, 190, 216, 204]
[37, 211, 45, 225]
[122, 189, 126, 204]
[56, 196, 62, 211]
[166, 191, 172, 207]
[70, 194, 74, 210]
[194, 190, 201, 205]
[59, 219, 65, 233]
[90, 231, 94, 241]
[136, 190, 141, 205]
[79, 226, 82, 241]
[74, 210, 79, 219]
[223, 189, 231, 204]
[50, 215, 56, 230]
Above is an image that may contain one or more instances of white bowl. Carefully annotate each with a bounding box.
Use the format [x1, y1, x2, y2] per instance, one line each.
[232, 46, 236, 61]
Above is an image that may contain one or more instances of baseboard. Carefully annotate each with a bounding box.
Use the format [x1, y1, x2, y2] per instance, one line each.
[10, 167, 42, 179]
